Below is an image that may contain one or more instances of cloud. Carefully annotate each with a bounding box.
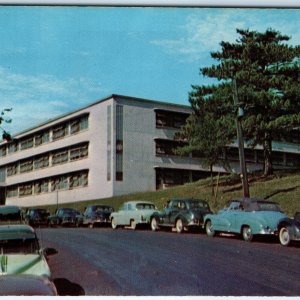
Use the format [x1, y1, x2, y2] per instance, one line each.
[151, 9, 300, 63]
[0, 67, 104, 134]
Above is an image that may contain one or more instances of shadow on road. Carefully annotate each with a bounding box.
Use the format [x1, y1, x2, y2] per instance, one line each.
[53, 278, 85, 296]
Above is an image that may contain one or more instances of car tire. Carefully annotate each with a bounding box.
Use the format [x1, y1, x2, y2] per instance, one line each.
[205, 220, 215, 237]
[111, 218, 117, 230]
[279, 226, 291, 246]
[88, 223, 94, 229]
[242, 225, 253, 242]
[175, 218, 184, 233]
[130, 220, 137, 230]
[75, 220, 80, 228]
[151, 217, 159, 231]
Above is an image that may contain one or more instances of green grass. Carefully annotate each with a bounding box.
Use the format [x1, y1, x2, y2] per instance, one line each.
[41, 171, 300, 217]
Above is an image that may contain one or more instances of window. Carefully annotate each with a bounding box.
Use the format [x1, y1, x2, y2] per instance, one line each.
[7, 164, 18, 177]
[155, 139, 183, 156]
[6, 185, 18, 198]
[52, 150, 68, 165]
[7, 142, 18, 154]
[20, 137, 34, 150]
[69, 171, 88, 189]
[35, 131, 49, 146]
[34, 180, 49, 194]
[273, 151, 284, 166]
[70, 115, 89, 134]
[0, 146, 6, 157]
[286, 153, 300, 167]
[70, 144, 88, 161]
[0, 168, 6, 183]
[52, 123, 68, 141]
[116, 105, 123, 181]
[51, 176, 68, 192]
[107, 106, 112, 181]
[34, 155, 49, 169]
[19, 183, 33, 197]
[20, 160, 33, 173]
[155, 110, 188, 129]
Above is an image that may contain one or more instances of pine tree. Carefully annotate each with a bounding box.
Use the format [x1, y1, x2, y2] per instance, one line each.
[193, 28, 300, 176]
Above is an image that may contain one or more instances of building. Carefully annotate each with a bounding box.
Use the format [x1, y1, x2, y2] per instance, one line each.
[0, 94, 299, 207]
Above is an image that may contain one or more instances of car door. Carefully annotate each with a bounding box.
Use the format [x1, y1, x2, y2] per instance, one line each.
[167, 200, 180, 225]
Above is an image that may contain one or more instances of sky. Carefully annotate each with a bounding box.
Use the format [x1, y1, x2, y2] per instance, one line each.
[0, 6, 300, 134]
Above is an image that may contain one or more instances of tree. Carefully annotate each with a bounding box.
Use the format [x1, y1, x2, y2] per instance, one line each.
[195, 28, 300, 176]
[0, 108, 12, 141]
[175, 83, 235, 194]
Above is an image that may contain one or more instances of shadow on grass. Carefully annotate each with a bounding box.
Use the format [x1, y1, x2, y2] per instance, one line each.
[264, 185, 300, 199]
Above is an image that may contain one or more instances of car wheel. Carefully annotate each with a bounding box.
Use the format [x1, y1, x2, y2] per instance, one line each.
[75, 220, 80, 228]
[205, 220, 215, 237]
[175, 218, 184, 233]
[151, 217, 159, 231]
[130, 220, 137, 230]
[88, 223, 94, 229]
[111, 218, 117, 230]
[242, 226, 253, 242]
[279, 226, 291, 246]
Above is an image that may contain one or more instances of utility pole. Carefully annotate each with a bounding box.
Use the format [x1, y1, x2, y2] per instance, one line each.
[232, 78, 250, 198]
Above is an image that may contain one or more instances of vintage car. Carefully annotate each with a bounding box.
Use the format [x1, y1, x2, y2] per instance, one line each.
[24, 208, 50, 227]
[110, 201, 158, 230]
[0, 224, 57, 277]
[0, 275, 58, 296]
[47, 207, 82, 227]
[0, 205, 23, 224]
[150, 198, 211, 233]
[278, 212, 300, 246]
[75, 205, 114, 228]
[204, 198, 287, 241]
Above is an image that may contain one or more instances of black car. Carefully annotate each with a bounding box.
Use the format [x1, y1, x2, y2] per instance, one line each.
[150, 198, 211, 233]
[75, 205, 114, 228]
[24, 208, 50, 226]
[278, 212, 300, 246]
[47, 208, 82, 227]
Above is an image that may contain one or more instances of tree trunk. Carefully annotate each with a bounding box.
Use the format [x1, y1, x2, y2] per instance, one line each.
[263, 134, 273, 176]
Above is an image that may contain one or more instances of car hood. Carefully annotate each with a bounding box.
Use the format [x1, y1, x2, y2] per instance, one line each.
[0, 254, 51, 277]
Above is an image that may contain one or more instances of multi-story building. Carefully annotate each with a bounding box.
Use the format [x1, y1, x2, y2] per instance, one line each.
[0, 94, 299, 207]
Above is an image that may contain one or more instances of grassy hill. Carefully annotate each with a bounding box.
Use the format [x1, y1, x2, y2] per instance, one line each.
[41, 170, 300, 217]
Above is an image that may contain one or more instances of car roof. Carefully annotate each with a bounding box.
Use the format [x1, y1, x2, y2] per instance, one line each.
[0, 205, 22, 214]
[0, 224, 36, 240]
[124, 201, 155, 205]
[0, 275, 57, 296]
[170, 198, 207, 203]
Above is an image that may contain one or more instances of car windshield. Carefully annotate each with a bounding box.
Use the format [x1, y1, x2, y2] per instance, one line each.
[136, 203, 155, 210]
[188, 200, 209, 209]
[63, 209, 79, 214]
[0, 238, 40, 254]
[94, 206, 114, 212]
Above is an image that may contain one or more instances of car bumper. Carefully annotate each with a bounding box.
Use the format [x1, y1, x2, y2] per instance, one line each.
[258, 228, 277, 235]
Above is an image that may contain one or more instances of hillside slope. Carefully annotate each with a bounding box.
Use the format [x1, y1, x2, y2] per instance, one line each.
[44, 171, 300, 217]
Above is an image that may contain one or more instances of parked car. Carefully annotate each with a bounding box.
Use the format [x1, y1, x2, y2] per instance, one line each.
[0, 275, 58, 296]
[150, 198, 211, 233]
[278, 212, 300, 246]
[47, 207, 82, 227]
[24, 208, 50, 227]
[204, 198, 287, 241]
[75, 205, 114, 228]
[0, 224, 57, 277]
[0, 205, 23, 224]
[110, 201, 158, 230]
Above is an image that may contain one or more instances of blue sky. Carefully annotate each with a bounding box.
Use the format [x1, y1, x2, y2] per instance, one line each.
[0, 6, 300, 134]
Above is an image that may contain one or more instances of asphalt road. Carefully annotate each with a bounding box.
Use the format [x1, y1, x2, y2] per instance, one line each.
[36, 227, 300, 296]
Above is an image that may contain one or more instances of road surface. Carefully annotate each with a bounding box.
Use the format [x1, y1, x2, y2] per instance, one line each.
[36, 227, 300, 296]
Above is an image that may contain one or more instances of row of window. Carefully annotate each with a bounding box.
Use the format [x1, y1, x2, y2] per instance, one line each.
[6, 143, 88, 177]
[6, 171, 88, 198]
[0, 115, 89, 157]
[155, 140, 300, 167]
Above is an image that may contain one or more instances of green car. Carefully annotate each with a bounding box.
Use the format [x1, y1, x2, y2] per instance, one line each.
[0, 224, 57, 277]
[204, 198, 287, 241]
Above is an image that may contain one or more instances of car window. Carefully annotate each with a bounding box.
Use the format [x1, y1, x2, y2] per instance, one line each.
[0, 238, 40, 254]
[228, 202, 241, 210]
[136, 203, 155, 210]
[256, 202, 282, 212]
[188, 200, 209, 209]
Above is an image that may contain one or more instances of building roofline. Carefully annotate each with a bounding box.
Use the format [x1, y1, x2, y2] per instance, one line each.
[1, 94, 190, 142]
